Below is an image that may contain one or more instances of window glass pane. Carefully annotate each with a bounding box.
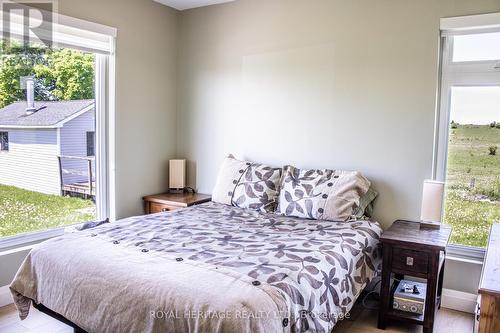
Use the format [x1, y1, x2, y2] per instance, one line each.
[0, 39, 97, 238]
[87, 131, 95, 156]
[0, 132, 8, 151]
[452, 32, 500, 62]
[443, 86, 500, 247]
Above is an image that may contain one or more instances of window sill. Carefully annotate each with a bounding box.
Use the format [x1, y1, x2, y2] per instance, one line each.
[446, 244, 485, 265]
[0, 228, 65, 252]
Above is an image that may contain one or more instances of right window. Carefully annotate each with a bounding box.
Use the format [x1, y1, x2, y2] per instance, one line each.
[437, 31, 500, 248]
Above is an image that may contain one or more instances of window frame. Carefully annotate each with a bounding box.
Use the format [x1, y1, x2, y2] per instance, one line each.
[434, 24, 500, 258]
[434, 35, 500, 182]
[0, 131, 8, 151]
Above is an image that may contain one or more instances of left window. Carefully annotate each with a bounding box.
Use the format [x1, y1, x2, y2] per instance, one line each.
[0, 4, 115, 242]
[0, 132, 8, 151]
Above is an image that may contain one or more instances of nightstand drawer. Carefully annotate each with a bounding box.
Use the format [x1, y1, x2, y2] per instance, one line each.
[143, 193, 211, 214]
[149, 202, 180, 213]
[392, 247, 429, 274]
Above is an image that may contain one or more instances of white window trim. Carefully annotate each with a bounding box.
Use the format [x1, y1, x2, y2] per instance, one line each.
[0, 15, 116, 249]
[0, 228, 64, 251]
[446, 243, 485, 262]
[0, 4, 116, 54]
[440, 12, 500, 35]
[107, 44, 116, 222]
[95, 53, 115, 221]
[434, 13, 500, 258]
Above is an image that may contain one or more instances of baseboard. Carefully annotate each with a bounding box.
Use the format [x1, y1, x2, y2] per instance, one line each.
[441, 288, 477, 313]
[0, 285, 13, 308]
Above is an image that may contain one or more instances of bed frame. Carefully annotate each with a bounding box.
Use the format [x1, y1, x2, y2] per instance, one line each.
[32, 300, 87, 333]
[30, 290, 371, 333]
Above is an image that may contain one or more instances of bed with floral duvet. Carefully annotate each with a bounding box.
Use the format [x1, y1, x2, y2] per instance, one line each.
[10, 201, 381, 333]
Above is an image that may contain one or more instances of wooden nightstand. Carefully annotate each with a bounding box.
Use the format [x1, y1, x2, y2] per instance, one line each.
[378, 220, 452, 333]
[143, 192, 211, 214]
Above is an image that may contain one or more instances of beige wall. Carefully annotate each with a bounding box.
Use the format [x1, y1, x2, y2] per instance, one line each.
[58, 0, 178, 219]
[177, 0, 500, 229]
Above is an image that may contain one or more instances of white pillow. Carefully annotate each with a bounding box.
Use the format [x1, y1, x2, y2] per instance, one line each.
[212, 155, 250, 205]
[212, 155, 282, 212]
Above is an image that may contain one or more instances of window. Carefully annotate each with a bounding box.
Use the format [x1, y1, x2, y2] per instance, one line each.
[0, 7, 115, 246]
[87, 131, 95, 156]
[436, 15, 500, 249]
[0, 131, 8, 151]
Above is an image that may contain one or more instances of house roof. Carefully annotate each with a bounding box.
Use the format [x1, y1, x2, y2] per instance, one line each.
[0, 100, 94, 128]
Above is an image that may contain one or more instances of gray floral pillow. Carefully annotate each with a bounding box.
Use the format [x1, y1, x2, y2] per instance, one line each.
[212, 156, 281, 212]
[277, 165, 371, 221]
[232, 163, 282, 212]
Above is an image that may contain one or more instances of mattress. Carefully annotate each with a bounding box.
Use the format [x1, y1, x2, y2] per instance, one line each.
[10, 201, 382, 333]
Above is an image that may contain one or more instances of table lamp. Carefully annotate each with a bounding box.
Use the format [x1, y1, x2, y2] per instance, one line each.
[420, 179, 445, 229]
[169, 159, 186, 193]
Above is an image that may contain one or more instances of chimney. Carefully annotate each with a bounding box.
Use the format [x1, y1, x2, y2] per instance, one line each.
[25, 78, 36, 115]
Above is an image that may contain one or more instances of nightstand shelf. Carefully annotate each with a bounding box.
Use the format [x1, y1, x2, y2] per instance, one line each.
[387, 309, 424, 324]
[386, 284, 443, 325]
[378, 220, 452, 333]
[143, 192, 211, 214]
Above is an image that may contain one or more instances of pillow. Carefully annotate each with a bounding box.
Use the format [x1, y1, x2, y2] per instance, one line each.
[352, 185, 378, 218]
[277, 165, 371, 221]
[212, 155, 248, 205]
[212, 155, 282, 212]
[75, 218, 109, 231]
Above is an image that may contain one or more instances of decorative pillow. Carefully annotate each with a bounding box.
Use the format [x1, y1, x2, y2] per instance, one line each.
[212, 155, 282, 212]
[277, 165, 371, 221]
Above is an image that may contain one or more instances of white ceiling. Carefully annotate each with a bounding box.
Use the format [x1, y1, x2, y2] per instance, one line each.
[154, 0, 235, 11]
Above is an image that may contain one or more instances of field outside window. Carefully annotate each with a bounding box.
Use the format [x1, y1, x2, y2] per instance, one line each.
[443, 87, 500, 247]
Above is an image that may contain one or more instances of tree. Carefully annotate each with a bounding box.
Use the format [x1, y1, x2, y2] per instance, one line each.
[35, 49, 95, 101]
[0, 41, 47, 107]
[0, 41, 94, 108]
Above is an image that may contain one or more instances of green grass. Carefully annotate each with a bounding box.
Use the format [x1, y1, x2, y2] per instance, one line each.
[444, 125, 500, 248]
[0, 184, 95, 238]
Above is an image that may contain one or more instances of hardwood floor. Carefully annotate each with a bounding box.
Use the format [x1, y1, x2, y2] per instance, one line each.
[0, 303, 473, 333]
[333, 307, 474, 333]
[0, 304, 72, 333]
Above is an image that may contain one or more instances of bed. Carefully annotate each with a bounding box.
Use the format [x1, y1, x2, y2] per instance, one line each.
[10, 201, 381, 333]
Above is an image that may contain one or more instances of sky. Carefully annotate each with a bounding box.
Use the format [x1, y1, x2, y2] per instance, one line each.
[448, 32, 500, 125]
[450, 86, 500, 125]
[453, 32, 500, 62]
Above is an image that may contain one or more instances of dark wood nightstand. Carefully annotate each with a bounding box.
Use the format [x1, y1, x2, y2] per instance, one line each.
[143, 192, 211, 214]
[377, 220, 452, 333]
